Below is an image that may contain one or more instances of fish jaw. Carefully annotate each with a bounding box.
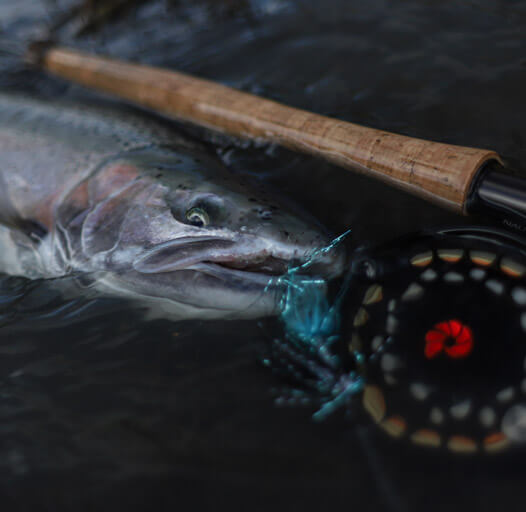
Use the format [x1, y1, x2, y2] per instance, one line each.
[130, 233, 342, 276]
[92, 269, 282, 320]
[107, 233, 344, 319]
[59, 225, 345, 321]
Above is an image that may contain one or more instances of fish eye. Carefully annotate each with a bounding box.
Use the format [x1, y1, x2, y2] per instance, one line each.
[185, 207, 209, 227]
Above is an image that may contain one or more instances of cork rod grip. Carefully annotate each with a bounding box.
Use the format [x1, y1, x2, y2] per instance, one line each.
[41, 46, 499, 213]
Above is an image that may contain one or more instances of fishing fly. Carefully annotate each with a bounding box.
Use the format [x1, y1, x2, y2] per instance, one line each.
[265, 230, 365, 421]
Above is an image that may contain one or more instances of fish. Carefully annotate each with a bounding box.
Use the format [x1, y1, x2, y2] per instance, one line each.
[0, 93, 344, 320]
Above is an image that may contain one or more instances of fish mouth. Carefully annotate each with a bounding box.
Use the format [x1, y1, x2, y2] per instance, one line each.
[211, 254, 290, 275]
[132, 236, 343, 287]
[187, 258, 291, 288]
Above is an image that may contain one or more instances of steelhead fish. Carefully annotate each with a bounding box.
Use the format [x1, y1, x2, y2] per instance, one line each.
[0, 93, 343, 320]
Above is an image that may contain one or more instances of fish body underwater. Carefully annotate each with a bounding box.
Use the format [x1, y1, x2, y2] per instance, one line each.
[0, 93, 342, 320]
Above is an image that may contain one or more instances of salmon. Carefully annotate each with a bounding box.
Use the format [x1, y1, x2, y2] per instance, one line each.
[0, 93, 343, 319]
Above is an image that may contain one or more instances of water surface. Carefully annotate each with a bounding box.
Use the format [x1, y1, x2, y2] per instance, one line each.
[0, 1, 525, 510]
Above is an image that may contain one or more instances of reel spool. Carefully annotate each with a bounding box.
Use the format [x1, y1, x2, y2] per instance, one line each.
[348, 227, 526, 455]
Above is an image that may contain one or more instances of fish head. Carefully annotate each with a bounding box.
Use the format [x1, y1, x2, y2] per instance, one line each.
[58, 147, 345, 319]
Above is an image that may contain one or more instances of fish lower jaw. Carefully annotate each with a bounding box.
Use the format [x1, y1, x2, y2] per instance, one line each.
[92, 273, 279, 321]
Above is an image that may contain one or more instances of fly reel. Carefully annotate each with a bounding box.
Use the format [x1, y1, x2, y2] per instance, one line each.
[347, 227, 526, 454]
[268, 226, 526, 455]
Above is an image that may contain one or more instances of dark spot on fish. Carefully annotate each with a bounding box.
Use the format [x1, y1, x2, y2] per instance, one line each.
[259, 210, 273, 221]
[17, 219, 47, 239]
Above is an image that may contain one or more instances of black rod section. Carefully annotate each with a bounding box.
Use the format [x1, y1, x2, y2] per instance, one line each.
[468, 161, 526, 234]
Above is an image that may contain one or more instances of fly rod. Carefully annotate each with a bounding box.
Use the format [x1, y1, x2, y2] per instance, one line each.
[27, 42, 526, 232]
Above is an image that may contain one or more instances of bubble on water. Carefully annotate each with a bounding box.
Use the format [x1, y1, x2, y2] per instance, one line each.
[502, 405, 526, 442]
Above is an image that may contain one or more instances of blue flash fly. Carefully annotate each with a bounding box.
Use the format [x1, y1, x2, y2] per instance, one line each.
[264, 230, 364, 421]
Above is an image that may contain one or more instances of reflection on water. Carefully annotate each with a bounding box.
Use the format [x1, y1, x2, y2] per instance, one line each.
[0, 0, 526, 510]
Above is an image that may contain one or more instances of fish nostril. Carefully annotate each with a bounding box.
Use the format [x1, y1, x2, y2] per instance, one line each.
[259, 210, 273, 221]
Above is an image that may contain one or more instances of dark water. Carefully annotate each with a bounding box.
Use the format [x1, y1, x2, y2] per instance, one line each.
[0, 0, 525, 510]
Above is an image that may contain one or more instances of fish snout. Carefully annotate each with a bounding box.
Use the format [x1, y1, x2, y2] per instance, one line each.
[303, 241, 347, 279]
